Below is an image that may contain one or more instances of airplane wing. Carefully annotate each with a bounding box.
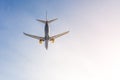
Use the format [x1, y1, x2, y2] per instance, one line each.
[50, 31, 69, 39]
[23, 32, 44, 40]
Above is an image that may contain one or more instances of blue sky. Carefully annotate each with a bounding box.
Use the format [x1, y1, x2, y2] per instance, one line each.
[1, 0, 120, 80]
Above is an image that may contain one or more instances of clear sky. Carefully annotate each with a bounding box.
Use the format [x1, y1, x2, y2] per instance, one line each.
[0, 0, 120, 80]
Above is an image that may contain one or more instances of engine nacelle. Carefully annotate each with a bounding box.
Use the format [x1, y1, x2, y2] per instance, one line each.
[39, 39, 43, 44]
[50, 38, 55, 43]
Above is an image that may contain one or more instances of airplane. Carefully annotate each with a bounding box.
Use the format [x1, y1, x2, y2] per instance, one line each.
[23, 13, 69, 49]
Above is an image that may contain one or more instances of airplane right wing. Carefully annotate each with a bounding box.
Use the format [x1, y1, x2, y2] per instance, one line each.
[23, 32, 44, 40]
[50, 31, 69, 39]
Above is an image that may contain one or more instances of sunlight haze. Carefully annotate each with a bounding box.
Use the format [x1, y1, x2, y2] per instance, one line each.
[0, 0, 120, 80]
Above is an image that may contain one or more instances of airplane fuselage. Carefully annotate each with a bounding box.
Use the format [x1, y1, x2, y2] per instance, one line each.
[44, 21, 49, 49]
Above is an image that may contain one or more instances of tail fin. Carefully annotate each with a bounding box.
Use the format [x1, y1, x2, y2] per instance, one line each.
[45, 11, 58, 23]
[36, 11, 48, 24]
[36, 12, 57, 24]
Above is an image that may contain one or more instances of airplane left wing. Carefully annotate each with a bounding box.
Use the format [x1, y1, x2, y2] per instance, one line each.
[50, 31, 69, 39]
[23, 32, 44, 40]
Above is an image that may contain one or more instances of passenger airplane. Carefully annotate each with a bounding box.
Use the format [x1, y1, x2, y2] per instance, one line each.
[23, 14, 69, 49]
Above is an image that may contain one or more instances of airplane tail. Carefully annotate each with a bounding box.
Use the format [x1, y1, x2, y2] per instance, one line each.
[36, 18, 58, 24]
[37, 12, 57, 24]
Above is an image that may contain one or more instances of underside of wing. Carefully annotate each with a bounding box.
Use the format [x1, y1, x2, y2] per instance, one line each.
[23, 32, 44, 40]
[50, 31, 69, 39]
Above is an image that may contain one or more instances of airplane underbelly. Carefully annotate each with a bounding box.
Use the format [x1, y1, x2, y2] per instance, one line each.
[45, 40, 48, 49]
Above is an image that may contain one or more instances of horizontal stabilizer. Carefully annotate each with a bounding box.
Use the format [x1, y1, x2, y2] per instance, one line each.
[48, 18, 58, 23]
[36, 18, 58, 24]
[36, 19, 46, 24]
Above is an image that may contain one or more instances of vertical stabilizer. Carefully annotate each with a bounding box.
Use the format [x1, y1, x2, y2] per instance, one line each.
[36, 12, 57, 24]
[46, 11, 48, 21]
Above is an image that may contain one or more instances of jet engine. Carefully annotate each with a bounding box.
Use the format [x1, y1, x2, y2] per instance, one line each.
[50, 38, 55, 43]
[39, 39, 43, 44]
